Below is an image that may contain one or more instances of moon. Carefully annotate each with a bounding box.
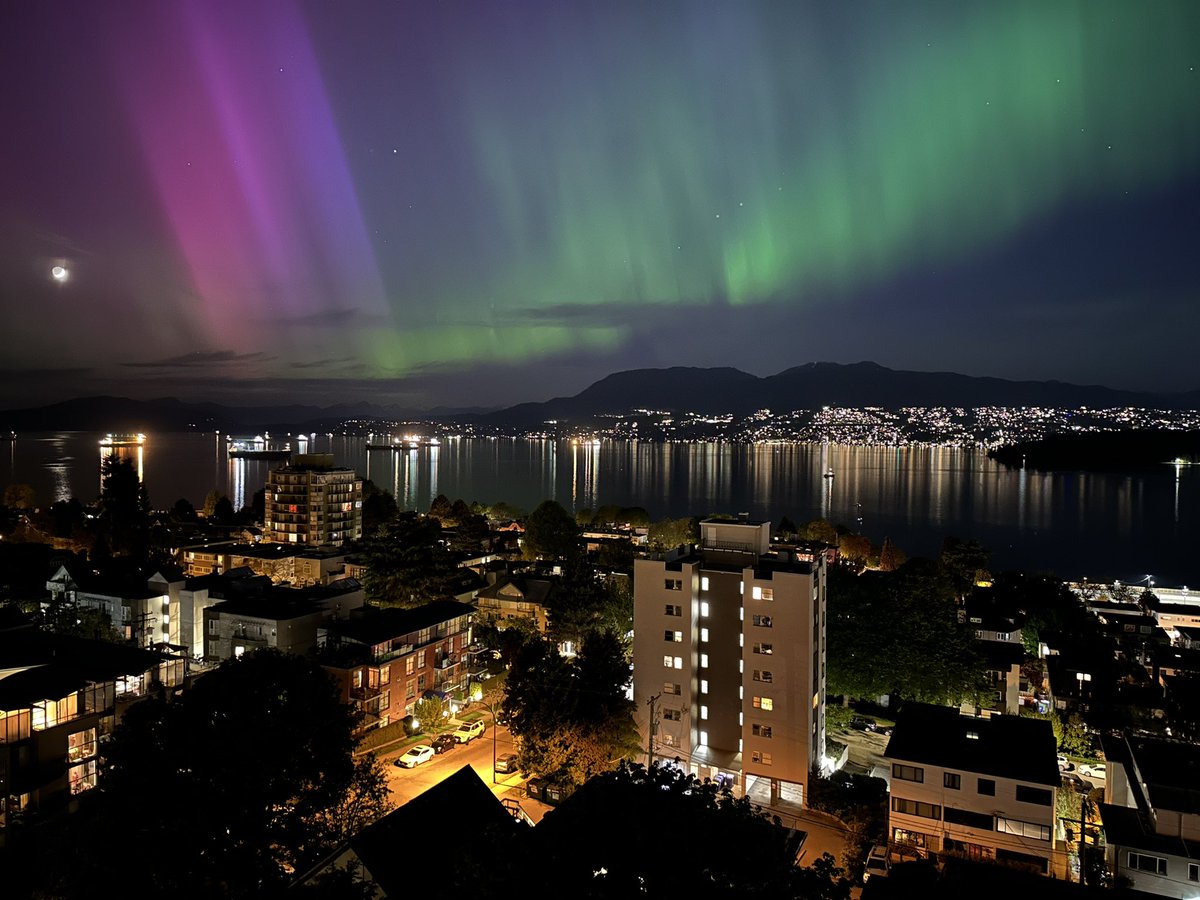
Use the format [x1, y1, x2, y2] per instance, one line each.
[51, 265, 68, 282]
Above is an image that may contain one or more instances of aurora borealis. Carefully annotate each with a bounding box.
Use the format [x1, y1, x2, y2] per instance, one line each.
[1, 0, 1197, 409]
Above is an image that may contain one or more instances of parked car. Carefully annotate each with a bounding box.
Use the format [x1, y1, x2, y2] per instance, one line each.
[1062, 772, 1094, 793]
[1078, 763, 1106, 779]
[495, 752, 519, 774]
[395, 745, 435, 768]
[849, 716, 877, 732]
[431, 733, 458, 754]
[1057, 754, 1075, 772]
[863, 844, 890, 882]
[455, 720, 485, 743]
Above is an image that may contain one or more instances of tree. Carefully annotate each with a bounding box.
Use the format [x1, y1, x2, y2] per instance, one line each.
[170, 497, 198, 522]
[36, 650, 390, 898]
[97, 457, 150, 558]
[42, 601, 122, 642]
[360, 480, 397, 536]
[939, 537, 991, 600]
[428, 493, 453, 521]
[413, 695, 449, 732]
[356, 512, 459, 606]
[646, 516, 699, 552]
[503, 631, 638, 787]
[800, 518, 839, 544]
[528, 761, 852, 899]
[202, 488, 222, 518]
[878, 536, 906, 572]
[211, 495, 235, 525]
[837, 533, 874, 566]
[3, 482, 36, 509]
[522, 499, 579, 561]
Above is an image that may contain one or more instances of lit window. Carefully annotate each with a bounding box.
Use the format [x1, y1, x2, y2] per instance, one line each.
[700, 653, 709, 668]
[665, 630, 683, 642]
[700, 705, 708, 720]
[701, 577, 710, 591]
[751, 751, 773, 765]
[664, 655, 674, 668]
[700, 679, 709, 694]
[762, 588, 774, 601]
[674, 656, 684, 669]
[752, 586, 762, 600]
[699, 731, 709, 746]
[700, 628, 709, 642]
[700, 601, 710, 617]
[753, 643, 773, 655]
[753, 696, 773, 711]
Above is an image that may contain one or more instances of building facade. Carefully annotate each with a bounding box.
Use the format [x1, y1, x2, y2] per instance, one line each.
[319, 601, 478, 732]
[884, 702, 1065, 876]
[1101, 734, 1200, 897]
[263, 454, 363, 547]
[632, 517, 827, 805]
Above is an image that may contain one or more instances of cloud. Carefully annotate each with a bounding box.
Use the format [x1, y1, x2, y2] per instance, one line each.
[123, 350, 274, 369]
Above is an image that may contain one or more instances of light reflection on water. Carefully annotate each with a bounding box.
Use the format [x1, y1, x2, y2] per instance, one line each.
[1, 432, 1196, 584]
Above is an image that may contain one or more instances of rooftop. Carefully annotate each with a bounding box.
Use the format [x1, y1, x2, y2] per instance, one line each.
[326, 600, 475, 646]
[885, 702, 1058, 786]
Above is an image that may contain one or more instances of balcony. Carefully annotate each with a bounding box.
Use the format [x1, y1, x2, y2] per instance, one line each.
[434, 655, 459, 671]
[350, 683, 383, 702]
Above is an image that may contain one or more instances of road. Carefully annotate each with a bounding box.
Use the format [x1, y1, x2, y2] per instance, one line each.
[378, 722, 549, 818]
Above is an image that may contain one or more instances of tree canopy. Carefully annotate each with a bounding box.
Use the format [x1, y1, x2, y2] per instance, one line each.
[356, 512, 460, 606]
[32, 649, 389, 898]
[522, 499, 580, 560]
[97, 456, 151, 558]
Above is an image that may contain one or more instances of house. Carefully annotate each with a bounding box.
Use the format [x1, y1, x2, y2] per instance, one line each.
[884, 702, 1065, 877]
[295, 764, 525, 895]
[632, 516, 827, 805]
[319, 600, 478, 731]
[45, 564, 164, 647]
[964, 640, 1025, 717]
[1100, 734, 1200, 896]
[474, 574, 554, 634]
[0, 632, 182, 846]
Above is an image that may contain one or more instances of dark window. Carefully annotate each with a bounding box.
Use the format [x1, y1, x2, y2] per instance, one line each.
[891, 797, 941, 819]
[752, 614, 773, 627]
[751, 724, 773, 738]
[1015, 785, 1052, 806]
[944, 807, 993, 829]
[892, 764, 924, 783]
[977, 778, 996, 796]
[665, 579, 683, 591]
[1128, 853, 1167, 876]
[944, 773, 961, 790]
[665, 604, 682, 617]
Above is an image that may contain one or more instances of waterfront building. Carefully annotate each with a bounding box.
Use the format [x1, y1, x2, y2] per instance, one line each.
[884, 702, 1064, 876]
[263, 454, 363, 548]
[632, 516, 827, 805]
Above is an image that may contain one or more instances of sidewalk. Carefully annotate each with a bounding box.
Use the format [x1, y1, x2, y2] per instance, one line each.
[744, 779, 852, 869]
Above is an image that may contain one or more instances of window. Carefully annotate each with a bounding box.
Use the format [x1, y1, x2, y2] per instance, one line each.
[752, 696, 774, 711]
[1015, 785, 1052, 806]
[700, 679, 709, 694]
[69, 759, 97, 795]
[891, 797, 941, 820]
[406, 679, 415, 700]
[752, 724, 772, 738]
[700, 654, 709, 668]
[892, 764, 924, 783]
[406, 656, 415, 675]
[700, 705, 708, 720]
[67, 727, 97, 762]
[1128, 853, 1167, 876]
[379, 665, 391, 683]
[665, 604, 682, 617]
[665, 630, 682, 642]
[753, 643, 773, 655]
[751, 751, 773, 765]
[663, 682, 681, 695]
[752, 670, 773, 683]
[674, 657, 683, 669]
[761, 588, 773, 601]
[700, 628, 709, 642]
[944, 772, 961, 789]
[662, 708, 682, 721]
[1189, 863, 1199, 882]
[977, 778, 995, 796]
[752, 586, 762, 600]
[944, 807, 993, 829]
[997, 818, 1051, 841]
[665, 579, 683, 591]
[752, 614, 772, 627]
[208, 618, 218, 635]
[701, 577, 710, 591]
[418, 650, 426, 668]
[661, 733, 678, 747]
[700, 601, 710, 616]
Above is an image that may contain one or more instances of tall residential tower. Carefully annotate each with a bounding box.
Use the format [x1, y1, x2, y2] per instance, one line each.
[633, 517, 827, 805]
[263, 454, 363, 548]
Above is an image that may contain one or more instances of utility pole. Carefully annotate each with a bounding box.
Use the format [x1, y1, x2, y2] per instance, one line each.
[646, 693, 661, 768]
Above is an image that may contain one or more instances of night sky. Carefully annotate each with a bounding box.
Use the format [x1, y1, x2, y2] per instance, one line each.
[2, 1, 1197, 411]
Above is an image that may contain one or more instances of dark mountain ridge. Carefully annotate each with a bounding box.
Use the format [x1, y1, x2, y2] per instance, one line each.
[2, 363, 1196, 432]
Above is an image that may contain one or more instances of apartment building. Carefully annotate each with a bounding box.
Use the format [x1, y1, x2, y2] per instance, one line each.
[1101, 734, 1200, 896]
[632, 517, 827, 805]
[319, 601, 478, 732]
[474, 575, 554, 634]
[884, 702, 1064, 876]
[0, 632, 183, 846]
[263, 454, 363, 547]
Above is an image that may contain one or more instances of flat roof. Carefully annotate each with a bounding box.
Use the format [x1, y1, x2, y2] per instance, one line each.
[326, 600, 475, 646]
[885, 702, 1059, 786]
